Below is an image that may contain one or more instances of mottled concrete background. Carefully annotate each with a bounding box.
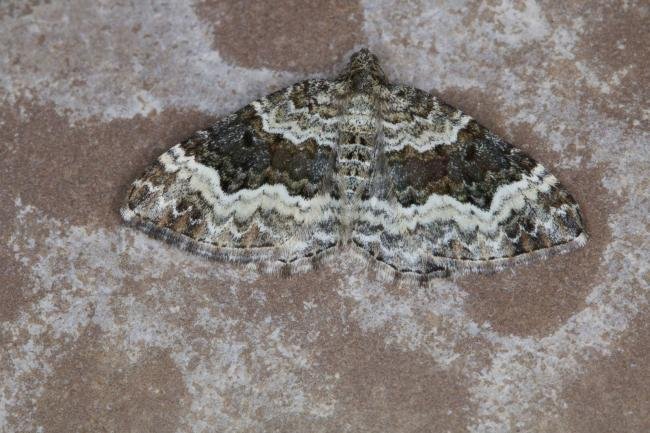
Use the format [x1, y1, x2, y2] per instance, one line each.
[1, 1, 648, 432]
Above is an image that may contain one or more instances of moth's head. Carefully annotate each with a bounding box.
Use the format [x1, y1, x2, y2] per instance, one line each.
[342, 48, 388, 88]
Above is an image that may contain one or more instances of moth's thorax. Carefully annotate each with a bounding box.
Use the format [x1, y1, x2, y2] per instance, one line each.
[344, 48, 388, 92]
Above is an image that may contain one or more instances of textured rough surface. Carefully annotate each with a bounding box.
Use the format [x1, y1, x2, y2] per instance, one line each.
[1, 1, 648, 432]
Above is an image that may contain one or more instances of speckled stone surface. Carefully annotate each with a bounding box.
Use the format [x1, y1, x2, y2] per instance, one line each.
[1, 1, 648, 432]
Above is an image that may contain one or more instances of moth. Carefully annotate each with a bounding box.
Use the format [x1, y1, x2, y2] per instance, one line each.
[121, 49, 586, 280]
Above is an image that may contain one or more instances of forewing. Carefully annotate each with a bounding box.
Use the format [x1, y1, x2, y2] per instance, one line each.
[354, 85, 586, 278]
[121, 79, 342, 271]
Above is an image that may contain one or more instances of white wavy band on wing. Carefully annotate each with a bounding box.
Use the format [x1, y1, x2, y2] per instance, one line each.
[355, 164, 563, 234]
[381, 109, 472, 152]
[156, 145, 339, 225]
[252, 86, 340, 147]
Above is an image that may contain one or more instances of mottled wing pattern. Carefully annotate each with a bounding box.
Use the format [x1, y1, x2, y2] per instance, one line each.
[354, 85, 586, 278]
[121, 79, 342, 272]
[123, 49, 586, 279]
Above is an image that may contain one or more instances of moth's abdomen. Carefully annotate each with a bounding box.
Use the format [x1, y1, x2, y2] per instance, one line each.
[336, 141, 374, 200]
[337, 94, 377, 200]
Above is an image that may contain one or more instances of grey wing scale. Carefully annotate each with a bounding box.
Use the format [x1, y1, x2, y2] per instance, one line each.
[352, 84, 586, 279]
[121, 79, 343, 273]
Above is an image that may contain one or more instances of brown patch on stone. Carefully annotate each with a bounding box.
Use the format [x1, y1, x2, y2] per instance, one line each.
[0, 100, 214, 228]
[195, 0, 366, 73]
[0, 250, 30, 323]
[576, 2, 650, 130]
[459, 162, 615, 337]
[32, 325, 188, 433]
[574, 2, 649, 112]
[309, 324, 474, 433]
[560, 307, 650, 433]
